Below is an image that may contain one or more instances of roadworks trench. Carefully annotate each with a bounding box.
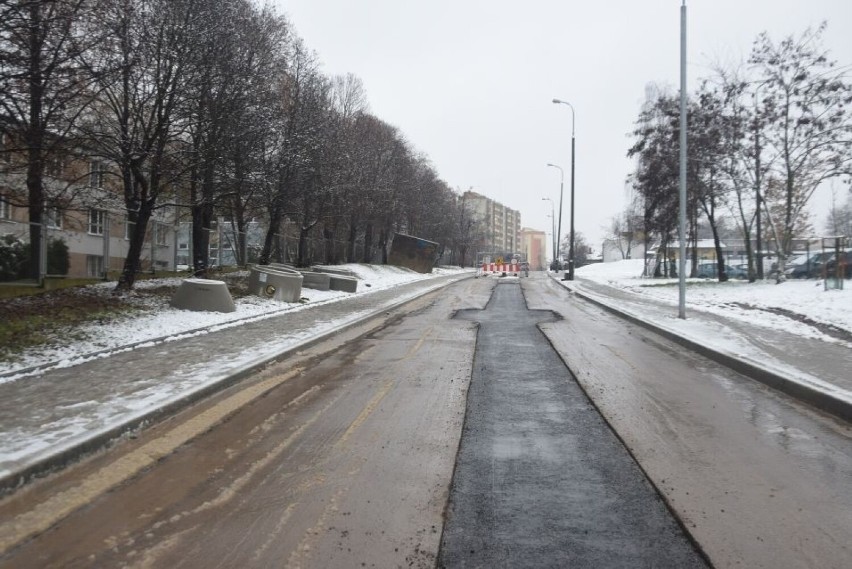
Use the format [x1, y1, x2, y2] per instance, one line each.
[438, 280, 709, 568]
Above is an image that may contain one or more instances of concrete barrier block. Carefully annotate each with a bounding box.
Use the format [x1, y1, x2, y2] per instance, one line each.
[311, 265, 357, 278]
[328, 274, 358, 293]
[170, 278, 236, 313]
[300, 271, 331, 291]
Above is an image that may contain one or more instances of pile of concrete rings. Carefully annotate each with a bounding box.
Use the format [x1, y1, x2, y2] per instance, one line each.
[265, 263, 358, 294]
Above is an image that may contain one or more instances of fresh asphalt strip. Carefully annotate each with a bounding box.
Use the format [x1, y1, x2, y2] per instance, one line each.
[438, 281, 709, 568]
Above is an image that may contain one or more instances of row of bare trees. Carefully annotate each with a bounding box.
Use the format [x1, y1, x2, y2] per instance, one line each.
[622, 24, 851, 282]
[1, 0, 471, 290]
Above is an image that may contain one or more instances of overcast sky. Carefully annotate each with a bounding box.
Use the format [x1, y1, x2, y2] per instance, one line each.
[275, 0, 851, 257]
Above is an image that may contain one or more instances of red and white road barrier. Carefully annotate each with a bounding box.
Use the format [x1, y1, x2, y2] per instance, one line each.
[480, 263, 520, 276]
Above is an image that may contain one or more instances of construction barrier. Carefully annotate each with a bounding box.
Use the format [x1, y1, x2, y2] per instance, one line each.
[479, 262, 521, 276]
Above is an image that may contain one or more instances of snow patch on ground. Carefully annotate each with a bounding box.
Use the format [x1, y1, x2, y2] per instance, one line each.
[575, 260, 852, 335]
[0, 265, 472, 379]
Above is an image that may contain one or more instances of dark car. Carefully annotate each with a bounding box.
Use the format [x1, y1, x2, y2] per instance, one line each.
[727, 264, 749, 279]
[823, 250, 852, 279]
[695, 262, 741, 279]
[784, 252, 834, 279]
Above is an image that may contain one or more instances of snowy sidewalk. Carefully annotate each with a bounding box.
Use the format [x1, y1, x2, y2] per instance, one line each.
[554, 272, 852, 421]
[0, 272, 472, 490]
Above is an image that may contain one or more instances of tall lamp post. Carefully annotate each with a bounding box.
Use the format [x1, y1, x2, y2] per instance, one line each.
[545, 163, 564, 272]
[542, 197, 556, 268]
[552, 98, 575, 280]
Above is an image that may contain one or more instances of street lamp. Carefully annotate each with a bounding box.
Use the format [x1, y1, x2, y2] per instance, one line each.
[542, 197, 556, 268]
[546, 163, 564, 273]
[552, 98, 576, 280]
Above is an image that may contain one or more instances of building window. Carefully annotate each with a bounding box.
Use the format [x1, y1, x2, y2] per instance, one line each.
[47, 154, 65, 177]
[88, 209, 106, 235]
[89, 161, 104, 188]
[155, 223, 168, 246]
[0, 194, 10, 220]
[45, 207, 62, 229]
[86, 255, 104, 278]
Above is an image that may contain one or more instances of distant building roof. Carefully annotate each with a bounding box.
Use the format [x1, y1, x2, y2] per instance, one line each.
[671, 239, 725, 248]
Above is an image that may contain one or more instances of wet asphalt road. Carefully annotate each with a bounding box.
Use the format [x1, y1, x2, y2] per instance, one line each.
[2, 273, 851, 568]
[526, 273, 852, 569]
[0, 281, 489, 568]
[439, 282, 707, 568]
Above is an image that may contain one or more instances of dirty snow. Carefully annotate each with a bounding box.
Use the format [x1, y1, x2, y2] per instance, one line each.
[574, 259, 852, 336]
[0, 265, 471, 379]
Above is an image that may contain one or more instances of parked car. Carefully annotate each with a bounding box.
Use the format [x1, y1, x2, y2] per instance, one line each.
[784, 251, 834, 279]
[695, 262, 742, 279]
[727, 264, 749, 279]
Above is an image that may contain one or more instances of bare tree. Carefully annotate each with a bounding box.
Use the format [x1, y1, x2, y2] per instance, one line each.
[0, 0, 108, 280]
[750, 23, 852, 277]
[606, 201, 641, 260]
[824, 185, 852, 237]
[183, 0, 288, 274]
[80, 0, 205, 290]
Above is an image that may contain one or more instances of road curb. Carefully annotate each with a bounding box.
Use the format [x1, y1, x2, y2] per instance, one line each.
[561, 280, 852, 423]
[0, 274, 472, 495]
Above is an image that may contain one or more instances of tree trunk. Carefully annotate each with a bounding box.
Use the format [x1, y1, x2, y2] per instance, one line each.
[711, 228, 727, 282]
[233, 217, 247, 267]
[743, 233, 755, 283]
[115, 203, 153, 291]
[24, 3, 45, 281]
[297, 225, 310, 267]
[259, 211, 282, 266]
[345, 221, 355, 263]
[189, 170, 208, 277]
[689, 204, 698, 277]
[191, 203, 213, 277]
[379, 228, 389, 265]
[362, 222, 373, 263]
[25, 146, 45, 281]
[323, 226, 335, 265]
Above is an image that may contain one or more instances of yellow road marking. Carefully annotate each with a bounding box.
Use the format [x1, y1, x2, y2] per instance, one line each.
[0, 367, 304, 554]
[405, 327, 433, 358]
[336, 379, 395, 448]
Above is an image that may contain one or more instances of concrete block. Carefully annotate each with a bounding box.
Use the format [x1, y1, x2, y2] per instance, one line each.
[311, 266, 357, 278]
[299, 271, 331, 291]
[328, 274, 358, 293]
[248, 266, 303, 303]
[170, 278, 236, 313]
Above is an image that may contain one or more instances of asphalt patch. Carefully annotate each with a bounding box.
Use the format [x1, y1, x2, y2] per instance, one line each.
[438, 281, 708, 568]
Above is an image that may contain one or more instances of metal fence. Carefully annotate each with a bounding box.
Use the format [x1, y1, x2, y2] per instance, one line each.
[175, 221, 385, 271]
[2, 214, 448, 285]
[0, 216, 174, 283]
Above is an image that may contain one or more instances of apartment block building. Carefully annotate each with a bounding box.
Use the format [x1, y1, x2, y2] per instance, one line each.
[462, 190, 521, 258]
[1, 131, 178, 280]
